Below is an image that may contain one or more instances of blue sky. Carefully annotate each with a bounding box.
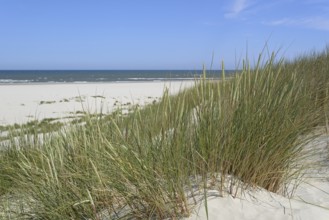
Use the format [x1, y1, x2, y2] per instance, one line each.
[0, 0, 328, 70]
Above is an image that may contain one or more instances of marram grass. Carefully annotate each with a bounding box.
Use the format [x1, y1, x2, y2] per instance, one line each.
[0, 49, 329, 219]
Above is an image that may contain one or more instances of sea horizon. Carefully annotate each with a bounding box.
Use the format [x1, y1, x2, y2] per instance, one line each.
[0, 69, 235, 84]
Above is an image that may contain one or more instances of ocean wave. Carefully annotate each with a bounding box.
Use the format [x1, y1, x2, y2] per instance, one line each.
[0, 79, 33, 84]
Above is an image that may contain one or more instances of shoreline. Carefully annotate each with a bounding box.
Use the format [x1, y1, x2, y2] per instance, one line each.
[0, 79, 197, 86]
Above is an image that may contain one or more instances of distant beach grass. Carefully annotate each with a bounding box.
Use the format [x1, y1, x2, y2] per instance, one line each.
[1, 48, 329, 219]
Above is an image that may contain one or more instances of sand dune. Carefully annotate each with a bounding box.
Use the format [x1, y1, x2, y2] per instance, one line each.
[1, 81, 328, 219]
[186, 135, 329, 220]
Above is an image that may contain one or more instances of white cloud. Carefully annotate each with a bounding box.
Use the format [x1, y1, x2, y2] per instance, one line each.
[232, 0, 248, 14]
[225, 0, 249, 18]
[264, 17, 329, 31]
[305, 17, 329, 31]
[263, 18, 295, 26]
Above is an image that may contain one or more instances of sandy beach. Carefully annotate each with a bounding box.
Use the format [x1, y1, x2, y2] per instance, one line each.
[0, 81, 194, 125]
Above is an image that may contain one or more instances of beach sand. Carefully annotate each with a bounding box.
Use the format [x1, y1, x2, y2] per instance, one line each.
[0, 81, 194, 125]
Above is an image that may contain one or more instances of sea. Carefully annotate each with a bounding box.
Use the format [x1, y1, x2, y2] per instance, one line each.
[0, 70, 234, 84]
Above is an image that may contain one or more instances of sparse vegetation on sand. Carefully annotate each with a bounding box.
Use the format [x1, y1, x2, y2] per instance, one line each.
[91, 95, 106, 99]
[39, 100, 56, 105]
[0, 48, 329, 219]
